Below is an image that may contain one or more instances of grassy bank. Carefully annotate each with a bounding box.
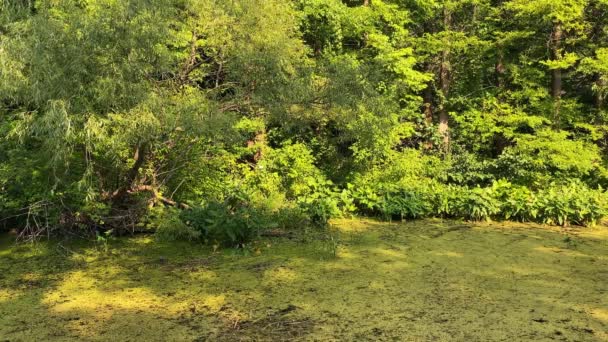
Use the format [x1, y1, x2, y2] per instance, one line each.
[1, 219, 607, 341]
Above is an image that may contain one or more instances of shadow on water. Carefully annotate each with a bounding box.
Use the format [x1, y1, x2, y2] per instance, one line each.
[0, 218, 607, 341]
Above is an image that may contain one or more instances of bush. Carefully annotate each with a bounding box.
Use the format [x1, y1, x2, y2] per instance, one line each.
[168, 142, 349, 246]
[300, 198, 339, 226]
[492, 180, 606, 226]
[179, 189, 326, 246]
[454, 186, 500, 221]
[154, 208, 202, 242]
[381, 190, 430, 220]
[296, 178, 347, 226]
[262, 142, 332, 199]
[428, 184, 463, 217]
[348, 176, 607, 226]
[447, 149, 495, 187]
[273, 205, 311, 230]
[180, 196, 269, 246]
[240, 142, 347, 227]
[494, 130, 604, 187]
[497, 184, 538, 222]
[536, 182, 606, 227]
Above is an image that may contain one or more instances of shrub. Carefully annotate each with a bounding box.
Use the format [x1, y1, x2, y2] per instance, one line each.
[489, 180, 606, 226]
[273, 205, 310, 230]
[262, 142, 332, 199]
[381, 190, 430, 220]
[296, 179, 344, 226]
[179, 189, 329, 246]
[239, 142, 347, 227]
[447, 149, 495, 187]
[536, 182, 607, 227]
[154, 208, 202, 242]
[350, 183, 384, 214]
[499, 185, 539, 222]
[180, 196, 269, 246]
[428, 184, 463, 218]
[454, 186, 500, 221]
[494, 129, 604, 187]
[300, 198, 339, 226]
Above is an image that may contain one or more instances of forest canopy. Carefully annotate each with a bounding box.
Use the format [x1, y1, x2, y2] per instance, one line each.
[1, 0, 608, 243]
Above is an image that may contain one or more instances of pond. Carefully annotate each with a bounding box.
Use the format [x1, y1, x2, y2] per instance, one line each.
[1, 219, 607, 341]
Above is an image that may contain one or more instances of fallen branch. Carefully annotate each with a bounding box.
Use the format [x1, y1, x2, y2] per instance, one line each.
[128, 185, 190, 209]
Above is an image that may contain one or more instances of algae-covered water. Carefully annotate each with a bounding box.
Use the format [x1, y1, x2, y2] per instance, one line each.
[0, 219, 607, 341]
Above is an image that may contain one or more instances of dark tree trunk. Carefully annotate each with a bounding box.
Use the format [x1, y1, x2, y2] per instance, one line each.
[596, 78, 606, 111]
[495, 52, 505, 88]
[495, 0, 507, 89]
[589, 4, 606, 111]
[423, 83, 434, 125]
[112, 142, 148, 204]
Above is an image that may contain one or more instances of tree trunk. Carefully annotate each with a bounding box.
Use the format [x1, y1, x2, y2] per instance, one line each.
[438, 5, 452, 148]
[495, 51, 505, 88]
[112, 142, 148, 204]
[423, 83, 434, 125]
[596, 77, 606, 111]
[438, 104, 449, 147]
[422, 60, 434, 125]
[550, 21, 563, 127]
[590, 3, 606, 111]
[421, 18, 436, 127]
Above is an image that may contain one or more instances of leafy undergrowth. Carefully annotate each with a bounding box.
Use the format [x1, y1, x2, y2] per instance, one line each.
[1, 219, 607, 341]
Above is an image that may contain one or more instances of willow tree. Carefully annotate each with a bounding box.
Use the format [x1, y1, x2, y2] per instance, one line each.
[0, 0, 310, 233]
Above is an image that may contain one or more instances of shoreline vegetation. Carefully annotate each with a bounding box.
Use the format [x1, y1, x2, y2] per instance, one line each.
[2, 0, 608, 244]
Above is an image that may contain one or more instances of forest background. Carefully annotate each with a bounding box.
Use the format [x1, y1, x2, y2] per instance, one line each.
[1, 0, 608, 244]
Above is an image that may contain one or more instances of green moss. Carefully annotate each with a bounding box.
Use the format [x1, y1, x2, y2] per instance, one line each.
[1, 220, 607, 340]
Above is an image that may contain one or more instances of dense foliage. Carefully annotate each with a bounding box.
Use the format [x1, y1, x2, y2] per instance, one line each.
[1, 0, 608, 244]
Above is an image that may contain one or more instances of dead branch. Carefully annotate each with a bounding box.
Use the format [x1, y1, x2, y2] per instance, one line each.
[128, 185, 190, 209]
